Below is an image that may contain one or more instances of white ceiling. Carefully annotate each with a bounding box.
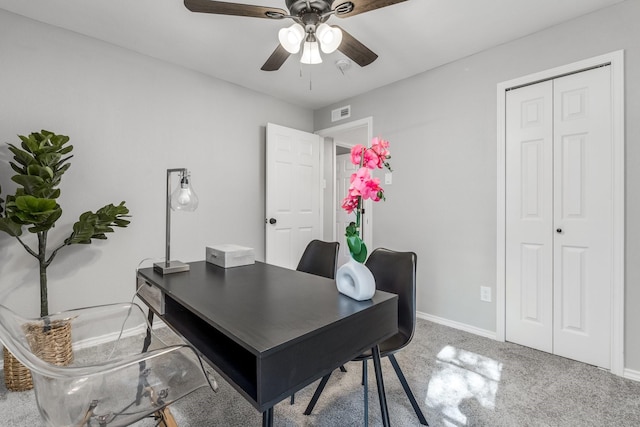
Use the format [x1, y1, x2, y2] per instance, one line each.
[0, 0, 626, 109]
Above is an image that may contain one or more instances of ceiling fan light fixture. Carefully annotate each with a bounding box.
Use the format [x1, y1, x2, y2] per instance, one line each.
[316, 23, 342, 54]
[278, 23, 305, 54]
[301, 41, 322, 64]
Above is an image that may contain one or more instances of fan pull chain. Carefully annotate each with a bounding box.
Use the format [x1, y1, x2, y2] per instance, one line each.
[299, 65, 313, 91]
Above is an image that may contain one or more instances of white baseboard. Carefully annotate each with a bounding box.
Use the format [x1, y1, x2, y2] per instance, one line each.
[417, 311, 497, 340]
[74, 325, 147, 350]
[417, 311, 640, 383]
[0, 321, 167, 369]
[623, 368, 640, 382]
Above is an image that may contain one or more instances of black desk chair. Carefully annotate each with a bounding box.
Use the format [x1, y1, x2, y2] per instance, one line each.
[303, 248, 428, 426]
[296, 239, 340, 279]
[290, 239, 341, 405]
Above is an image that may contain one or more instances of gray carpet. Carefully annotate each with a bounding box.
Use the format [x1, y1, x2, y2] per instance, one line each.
[2, 318, 640, 426]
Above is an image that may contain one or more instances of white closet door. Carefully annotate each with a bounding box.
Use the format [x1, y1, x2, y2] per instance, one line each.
[552, 66, 612, 368]
[505, 81, 554, 353]
[505, 66, 612, 369]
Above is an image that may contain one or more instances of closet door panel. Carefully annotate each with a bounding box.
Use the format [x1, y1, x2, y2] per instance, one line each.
[505, 81, 554, 353]
[552, 66, 612, 369]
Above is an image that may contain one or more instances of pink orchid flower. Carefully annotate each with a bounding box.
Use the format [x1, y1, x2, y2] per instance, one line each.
[362, 148, 380, 169]
[362, 176, 383, 201]
[341, 195, 359, 214]
[370, 137, 390, 168]
[350, 144, 366, 165]
[348, 168, 383, 201]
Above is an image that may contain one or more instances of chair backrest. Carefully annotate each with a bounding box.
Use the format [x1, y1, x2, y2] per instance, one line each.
[0, 303, 212, 427]
[365, 248, 418, 350]
[296, 239, 340, 279]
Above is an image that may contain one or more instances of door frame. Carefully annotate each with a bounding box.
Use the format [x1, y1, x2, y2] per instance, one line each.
[496, 50, 625, 375]
[316, 117, 374, 253]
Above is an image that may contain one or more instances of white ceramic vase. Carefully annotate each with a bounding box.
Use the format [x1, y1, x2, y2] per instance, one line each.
[336, 257, 376, 301]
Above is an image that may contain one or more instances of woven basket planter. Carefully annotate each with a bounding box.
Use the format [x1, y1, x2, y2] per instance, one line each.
[3, 319, 73, 392]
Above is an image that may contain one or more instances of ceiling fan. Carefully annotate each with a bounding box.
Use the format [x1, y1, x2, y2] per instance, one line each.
[184, 0, 408, 71]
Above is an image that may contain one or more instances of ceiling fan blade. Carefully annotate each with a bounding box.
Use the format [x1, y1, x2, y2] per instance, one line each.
[333, 0, 407, 18]
[261, 45, 291, 71]
[184, 0, 287, 19]
[335, 26, 378, 67]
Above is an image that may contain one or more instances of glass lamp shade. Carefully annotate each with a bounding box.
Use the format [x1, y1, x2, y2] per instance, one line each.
[278, 23, 305, 54]
[316, 23, 342, 54]
[301, 41, 322, 64]
[171, 175, 198, 211]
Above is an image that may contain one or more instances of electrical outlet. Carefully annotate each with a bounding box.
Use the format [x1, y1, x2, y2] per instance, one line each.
[480, 286, 492, 302]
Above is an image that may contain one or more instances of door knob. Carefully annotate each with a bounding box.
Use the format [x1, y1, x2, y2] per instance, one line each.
[269, 218, 277, 225]
[556, 228, 562, 233]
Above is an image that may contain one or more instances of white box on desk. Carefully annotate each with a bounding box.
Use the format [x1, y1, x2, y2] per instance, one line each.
[206, 244, 255, 268]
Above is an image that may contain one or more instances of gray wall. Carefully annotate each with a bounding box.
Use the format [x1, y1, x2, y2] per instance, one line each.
[0, 10, 313, 316]
[314, 0, 640, 371]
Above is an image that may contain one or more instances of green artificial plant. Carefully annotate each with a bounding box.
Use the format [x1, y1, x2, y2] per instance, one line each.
[0, 130, 130, 317]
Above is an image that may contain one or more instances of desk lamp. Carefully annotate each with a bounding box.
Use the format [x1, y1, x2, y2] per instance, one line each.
[154, 168, 198, 275]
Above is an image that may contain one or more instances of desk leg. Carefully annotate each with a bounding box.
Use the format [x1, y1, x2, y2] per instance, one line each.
[262, 407, 273, 427]
[372, 345, 391, 427]
[136, 310, 156, 405]
[142, 310, 155, 353]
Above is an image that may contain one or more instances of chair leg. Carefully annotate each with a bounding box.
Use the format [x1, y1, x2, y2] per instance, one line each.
[303, 372, 332, 415]
[156, 406, 178, 427]
[363, 359, 369, 427]
[388, 354, 429, 426]
[295, 364, 345, 406]
[372, 347, 391, 427]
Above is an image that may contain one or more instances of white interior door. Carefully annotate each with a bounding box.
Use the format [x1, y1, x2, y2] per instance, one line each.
[266, 123, 322, 269]
[336, 153, 357, 266]
[505, 66, 613, 368]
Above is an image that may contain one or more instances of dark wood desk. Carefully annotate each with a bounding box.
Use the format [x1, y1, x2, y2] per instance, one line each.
[136, 260, 398, 426]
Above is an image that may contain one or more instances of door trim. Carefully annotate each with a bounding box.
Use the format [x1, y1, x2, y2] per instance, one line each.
[496, 50, 625, 375]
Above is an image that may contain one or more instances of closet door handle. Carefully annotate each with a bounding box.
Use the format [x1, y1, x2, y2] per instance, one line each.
[556, 228, 563, 234]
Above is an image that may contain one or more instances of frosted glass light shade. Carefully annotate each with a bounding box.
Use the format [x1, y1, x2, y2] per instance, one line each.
[316, 23, 342, 54]
[278, 23, 305, 54]
[171, 175, 198, 211]
[301, 41, 322, 64]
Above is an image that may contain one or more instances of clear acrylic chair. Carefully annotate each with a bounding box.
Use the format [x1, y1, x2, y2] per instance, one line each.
[0, 302, 217, 427]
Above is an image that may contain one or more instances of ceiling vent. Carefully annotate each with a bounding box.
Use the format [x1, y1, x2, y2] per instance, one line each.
[331, 105, 351, 122]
